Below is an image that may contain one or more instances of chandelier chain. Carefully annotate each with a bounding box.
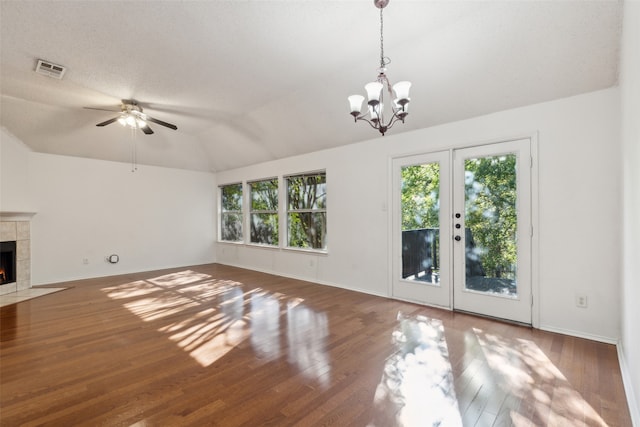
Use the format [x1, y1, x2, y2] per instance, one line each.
[380, 8, 384, 68]
[379, 8, 390, 68]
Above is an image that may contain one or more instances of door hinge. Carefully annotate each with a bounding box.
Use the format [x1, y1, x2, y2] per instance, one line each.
[530, 156, 534, 168]
[531, 225, 534, 237]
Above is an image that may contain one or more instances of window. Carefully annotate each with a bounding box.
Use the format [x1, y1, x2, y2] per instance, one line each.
[220, 183, 243, 242]
[249, 178, 279, 245]
[286, 172, 327, 250]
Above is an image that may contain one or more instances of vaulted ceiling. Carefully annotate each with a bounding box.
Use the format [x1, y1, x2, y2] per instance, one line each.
[0, 1, 622, 172]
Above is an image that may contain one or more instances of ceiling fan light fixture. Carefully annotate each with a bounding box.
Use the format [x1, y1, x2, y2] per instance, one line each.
[125, 115, 137, 128]
[88, 99, 177, 134]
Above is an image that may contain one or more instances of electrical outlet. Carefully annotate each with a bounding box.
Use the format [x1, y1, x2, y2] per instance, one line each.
[575, 294, 588, 308]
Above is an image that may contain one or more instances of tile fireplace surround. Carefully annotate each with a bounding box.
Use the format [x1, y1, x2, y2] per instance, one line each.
[0, 212, 35, 296]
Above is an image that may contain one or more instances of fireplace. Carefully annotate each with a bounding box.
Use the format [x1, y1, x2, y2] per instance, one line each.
[0, 241, 17, 285]
[1, 213, 35, 295]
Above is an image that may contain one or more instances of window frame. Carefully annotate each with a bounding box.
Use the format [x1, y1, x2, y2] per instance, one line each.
[248, 177, 280, 247]
[285, 171, 327, 252]
[219, 182, 244, 243]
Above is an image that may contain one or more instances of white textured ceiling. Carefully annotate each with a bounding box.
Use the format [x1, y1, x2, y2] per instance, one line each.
[0, 1, 622, 172]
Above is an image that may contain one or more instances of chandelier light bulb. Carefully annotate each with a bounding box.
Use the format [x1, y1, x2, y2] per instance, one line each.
[365, 82, 384, 105]
[369, 104, 382, 122]
[348, 95, 365, 116]
[394, 99, 409, 118]
[117, 116, 127, 126]
[392, 81, 412, 104]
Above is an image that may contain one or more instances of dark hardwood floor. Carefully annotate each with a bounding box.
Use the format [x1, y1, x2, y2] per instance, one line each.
[0, 264, 632, 426]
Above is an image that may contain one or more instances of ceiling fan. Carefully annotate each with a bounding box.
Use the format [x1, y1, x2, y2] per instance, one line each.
[85, 99, 177, 135]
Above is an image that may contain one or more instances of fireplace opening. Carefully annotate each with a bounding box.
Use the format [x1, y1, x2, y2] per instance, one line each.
[0, 241, 17, 285]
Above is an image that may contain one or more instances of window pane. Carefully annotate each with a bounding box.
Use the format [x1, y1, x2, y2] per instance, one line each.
[287, 174, 326, 210]
[288, 212, 326, 250]
[400, 163, 440, 285]
[221, 184, 243, 211]
[251, 213, 279, 245]
[464, 154, 518, 297]
[286, 172, 327, 250]
[221, 213, 243, 241]
[251, 179, 278, 211]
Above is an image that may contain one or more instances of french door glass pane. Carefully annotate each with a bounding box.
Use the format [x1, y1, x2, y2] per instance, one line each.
[464, 154, 518, 297]
[400, 163, 440, 284]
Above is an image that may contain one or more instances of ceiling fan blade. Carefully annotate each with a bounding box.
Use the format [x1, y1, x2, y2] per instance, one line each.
[96, 117, 120, 127]
[84, 106, 121, 112]
[140, 125, 154, 135]
[145, 115, 177, 130]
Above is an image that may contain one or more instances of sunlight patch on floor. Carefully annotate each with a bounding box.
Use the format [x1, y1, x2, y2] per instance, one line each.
[287, 300, 330, 388]
[147, 270, 214, 287]
[473, 328, 608, 426]
[370, 313, 462, 427]
[102, 270, 330, 384]
[250, 292, 281, 362]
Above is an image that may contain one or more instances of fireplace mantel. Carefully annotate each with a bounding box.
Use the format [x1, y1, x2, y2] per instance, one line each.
[0, 211, 37, 221]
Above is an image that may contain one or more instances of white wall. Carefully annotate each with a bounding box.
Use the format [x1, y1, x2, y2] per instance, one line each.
[1, 127, 34, 212]
[620, 1, 640, 423]
[26, 153, 216, 284]
[217, 87, 622, 343]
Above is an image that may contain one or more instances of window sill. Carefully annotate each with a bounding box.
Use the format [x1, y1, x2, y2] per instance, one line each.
[282, 246, 328, 256]
[246, 242, 280, 250]
[217, 240, 244, 245]
[217, 240, 328, 255]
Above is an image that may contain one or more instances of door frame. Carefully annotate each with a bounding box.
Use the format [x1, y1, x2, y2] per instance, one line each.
[388, 134, 540, 327]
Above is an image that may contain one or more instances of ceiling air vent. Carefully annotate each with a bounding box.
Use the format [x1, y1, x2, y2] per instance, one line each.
[35, 59, 66, 79]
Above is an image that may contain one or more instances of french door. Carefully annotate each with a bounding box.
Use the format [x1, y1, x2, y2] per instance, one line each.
[392, 139, 532, 324]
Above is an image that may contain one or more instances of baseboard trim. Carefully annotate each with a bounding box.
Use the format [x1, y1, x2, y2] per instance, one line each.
[617, 341, 640, 427]
[538, 324, 618, 345]
[218, 262, 623, 345]
[216, 261, 389, 299]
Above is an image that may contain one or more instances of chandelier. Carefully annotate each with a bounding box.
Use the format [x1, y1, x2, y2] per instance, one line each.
[348, 0, 411, 136]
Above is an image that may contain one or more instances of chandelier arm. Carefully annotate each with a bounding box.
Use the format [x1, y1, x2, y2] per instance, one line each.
[384, 111, 406, 131]
[356, 116, 384, 130]
[354, 109, 371, 122]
